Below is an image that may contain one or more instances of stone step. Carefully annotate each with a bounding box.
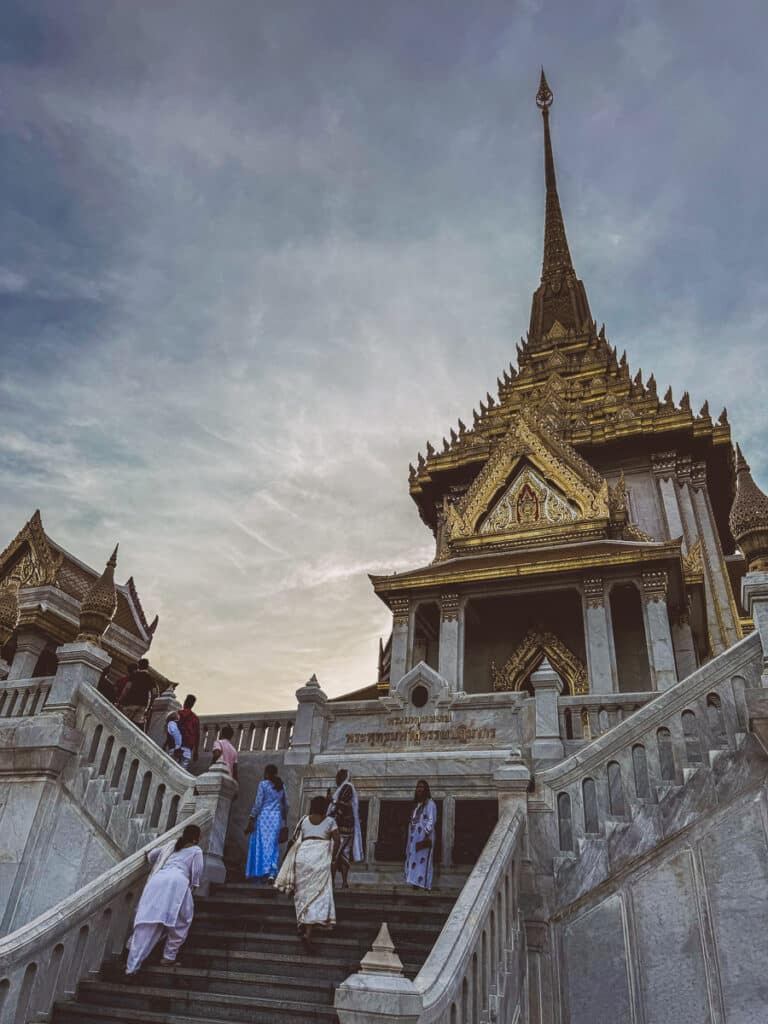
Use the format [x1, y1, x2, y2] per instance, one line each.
[199, 892, 452, 923]
[168, 946, 425, 981]
[54, 999, 337, 1024]
[76, 981, 339, 1022]
[184, 926, 436, 959]
[82, 968, 336, 1008]
[192, 908, 445, 940]
[213, 884, 457, 911]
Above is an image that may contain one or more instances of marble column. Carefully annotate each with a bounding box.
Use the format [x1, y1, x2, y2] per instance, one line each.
[437, 593, 462, 690]
[641, 572, 678, 691]
[531, 658, 564, 761]
[365, 796, 381, 866]
[582, 576, 615, 694]
[284, 673, 327, 765]
[389, 598, 410, 689]
[651, 451, 682, 541]
[689, 463, 740, 649]
[7, 627, 48, 681]
[670, 608, 698, 680]
[441, 795, 455, 868]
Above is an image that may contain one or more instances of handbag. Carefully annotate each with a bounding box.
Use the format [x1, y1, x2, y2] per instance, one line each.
[274, 818, 305, 895]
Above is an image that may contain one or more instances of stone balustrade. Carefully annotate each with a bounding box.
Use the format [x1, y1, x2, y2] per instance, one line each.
[73, 684, 200, 855]
[336, 759, 529, 1024]
[0, 809, 211, 1024]
[538, 631, 762, 857]
[558, 691, 655, 743]
[198, 711, 295, 753]
[0, 677, 53, 718]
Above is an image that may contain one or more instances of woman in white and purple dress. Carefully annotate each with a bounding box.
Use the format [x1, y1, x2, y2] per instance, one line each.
[405, 780, 438, 890]
[245, 764, 287, 882]
[125, 824, 203, 974]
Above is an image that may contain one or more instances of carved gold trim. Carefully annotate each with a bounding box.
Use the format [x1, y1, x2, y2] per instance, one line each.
[491, 630, 588, 696]
[0, 511, 62, 590]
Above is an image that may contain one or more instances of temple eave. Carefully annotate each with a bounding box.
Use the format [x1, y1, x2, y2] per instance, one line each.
[371, 537, 684, 599]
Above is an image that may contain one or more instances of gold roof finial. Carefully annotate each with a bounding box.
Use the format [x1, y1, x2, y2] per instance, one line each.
[536, 68, 553, 110]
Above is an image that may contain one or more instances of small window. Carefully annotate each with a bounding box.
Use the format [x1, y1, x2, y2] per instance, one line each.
[411, 685, 429, 709]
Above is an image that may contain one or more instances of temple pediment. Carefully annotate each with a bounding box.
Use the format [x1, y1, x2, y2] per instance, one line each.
[0, 510, 62, 590]
[444, 413, 609, 552]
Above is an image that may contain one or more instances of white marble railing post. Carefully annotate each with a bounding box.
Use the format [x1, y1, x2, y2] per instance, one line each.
[285, 673, 327, 765]
[437, 593, 462, 691]
[493, 749, 532, 817]
[147, 687, 181, 748]
[641, 572, 678, 691]
[742, 573, 768, 685]
[6, 627, 48, 681]
[582, 576, 615, 694]
[531, 659, 565, 761]
[189, 761, 238, 894]
[389, 598, 411, 689]
[45, 640, 112, 715]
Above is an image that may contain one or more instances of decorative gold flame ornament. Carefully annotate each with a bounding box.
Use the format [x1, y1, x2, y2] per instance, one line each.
[729, 445, 768, 572]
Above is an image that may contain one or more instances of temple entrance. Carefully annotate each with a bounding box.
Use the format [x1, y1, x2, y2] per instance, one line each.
[463, 590, 586, 694]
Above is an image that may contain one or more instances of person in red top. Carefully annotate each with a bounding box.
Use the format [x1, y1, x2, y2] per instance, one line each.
[177, 694, 200, 770]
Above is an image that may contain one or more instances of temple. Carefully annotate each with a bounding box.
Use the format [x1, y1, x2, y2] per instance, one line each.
[2, 73, 768, 1024]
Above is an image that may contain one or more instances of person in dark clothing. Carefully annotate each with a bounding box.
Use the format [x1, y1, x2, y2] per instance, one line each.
[118, 658, 156, 729]
[97, 667, 117, 704]
[177, 694, 200, 769]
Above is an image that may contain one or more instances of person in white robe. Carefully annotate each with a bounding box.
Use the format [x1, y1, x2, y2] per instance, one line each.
[276, 795, 339, 950]
[125, 824, 203, 974]
[326, 768, 363, 889]
[404, 780, 437, 891]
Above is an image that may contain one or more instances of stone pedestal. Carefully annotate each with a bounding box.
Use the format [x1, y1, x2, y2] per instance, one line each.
[7, 628, 48, 681]
[742, 572, 768, 684]
[284, 673, 327, 765]
[190, 761, 238, 893]
[45, 641, 112, 713]
[531, 658, 564, 761]
[147, 687, 181, 748]
[493, 749, 532, 816]
[437, 593, 462, 691]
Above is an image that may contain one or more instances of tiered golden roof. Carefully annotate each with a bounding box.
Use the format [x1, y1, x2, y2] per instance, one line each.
[408, 74, 733, 545]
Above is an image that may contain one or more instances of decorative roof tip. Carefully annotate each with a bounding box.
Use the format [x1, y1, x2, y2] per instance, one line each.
[735, 443, 749, 472]
[536, 68, 553, 110]
[729, 443, 768, 572]
[108, 544, 119, 569]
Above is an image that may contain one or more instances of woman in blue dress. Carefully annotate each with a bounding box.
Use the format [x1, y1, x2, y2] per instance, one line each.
[245, 764, 288, 882]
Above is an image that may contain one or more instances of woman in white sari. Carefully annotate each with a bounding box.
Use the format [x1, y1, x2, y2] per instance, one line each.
[405, 780, 437, 891]
[125, 824, 203, 975]
[276, 795, 339, 950]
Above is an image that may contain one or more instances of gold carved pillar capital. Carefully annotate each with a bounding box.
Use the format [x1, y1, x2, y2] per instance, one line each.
[390, 597, 410, 628]
[440, 592, 460, 623]
[651, 451, 678, 481]
[641, 570, 668, 604]
[582, 576, 605, 609]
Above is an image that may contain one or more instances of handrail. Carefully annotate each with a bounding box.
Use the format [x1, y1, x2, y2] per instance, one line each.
[415, 809, 525, 1022]
[539, 630, 760, 789]
[0, 677, 54, 718]
[198, 710, 295, 753]
[0, 808, 212, 1024]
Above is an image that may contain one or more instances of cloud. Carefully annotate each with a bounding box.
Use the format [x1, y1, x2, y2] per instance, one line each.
[0, 0, 765, 711]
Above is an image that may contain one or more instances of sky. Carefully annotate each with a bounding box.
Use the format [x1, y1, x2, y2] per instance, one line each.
[0, 1, 766, 712]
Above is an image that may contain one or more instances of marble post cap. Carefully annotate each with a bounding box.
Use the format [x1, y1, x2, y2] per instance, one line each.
[360, 923, 404, 976]
[296, 673, 327, 702]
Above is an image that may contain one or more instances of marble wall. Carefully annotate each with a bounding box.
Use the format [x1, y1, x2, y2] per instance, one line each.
[557, 785, 768, 1024]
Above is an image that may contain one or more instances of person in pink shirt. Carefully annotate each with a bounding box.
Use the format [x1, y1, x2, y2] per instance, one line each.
[211, 724, 239, 780]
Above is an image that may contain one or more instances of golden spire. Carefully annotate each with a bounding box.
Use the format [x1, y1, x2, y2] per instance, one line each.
[528, 71, 592, 345]
[729, 445, 768, 571]
[537, 69, 574, 284]
[77, 545, 118, 644]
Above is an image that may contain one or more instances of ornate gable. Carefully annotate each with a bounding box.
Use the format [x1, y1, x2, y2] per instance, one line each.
[444, 413, 609, 553]
[0, 511, 62, 589]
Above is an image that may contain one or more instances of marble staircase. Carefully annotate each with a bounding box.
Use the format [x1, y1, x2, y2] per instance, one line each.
[48, 884, 456, 1024]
